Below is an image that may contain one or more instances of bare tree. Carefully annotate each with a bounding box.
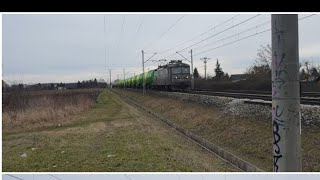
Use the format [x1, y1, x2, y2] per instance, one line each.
[255, 44, 272, 69]
[246, 44, 272, 80]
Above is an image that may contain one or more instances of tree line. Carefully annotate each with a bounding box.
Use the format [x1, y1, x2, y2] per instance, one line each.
[192, 44, 320, 82]
[192, 44, 320, 91]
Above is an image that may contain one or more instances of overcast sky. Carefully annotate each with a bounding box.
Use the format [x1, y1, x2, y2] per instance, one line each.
[3, 174, 320, 180]
[2, 13, 320, 85]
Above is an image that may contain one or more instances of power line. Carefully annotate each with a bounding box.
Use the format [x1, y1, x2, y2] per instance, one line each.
[191, 20, 270, 52]
[176, 174, 181, 180]
[124, 174, 133, 180]
[194, 28, 271, 57]
[162, 14, 260, 60]
[117, 15, 126, 50]
[157, 14, 240, 54]
[5, 174, 24, 180]
[299, 14, 316, 21]
[131, 15, 146, 61]
[49, 174, 62, 180]
[103, 15, 107, 72]
[193, 14, 317, 57]
[143, 14, 186, 50]
[178, 14, 260, 53]
[136, 15, 145, 34]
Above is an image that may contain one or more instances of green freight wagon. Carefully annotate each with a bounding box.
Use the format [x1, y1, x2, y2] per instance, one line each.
[137, 73, 144, 88]
[133, 75, 138, 88]
[146, 70, 155, 88]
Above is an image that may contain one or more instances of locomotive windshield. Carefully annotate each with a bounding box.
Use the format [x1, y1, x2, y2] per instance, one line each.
[182, 67, 190, 73]
[172, 67, 190, 74]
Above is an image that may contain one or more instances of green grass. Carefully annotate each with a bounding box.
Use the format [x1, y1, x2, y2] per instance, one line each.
[3, 90, 236, 172]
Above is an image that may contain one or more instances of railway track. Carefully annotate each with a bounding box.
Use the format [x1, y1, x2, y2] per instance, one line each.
[193, 88, 320, 97]
[185, 90, 320, 106]
[118, 88, 320, 106]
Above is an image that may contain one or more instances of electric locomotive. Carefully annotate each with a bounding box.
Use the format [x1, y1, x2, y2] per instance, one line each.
[153, 60, 191, 91]
[113, 60, 191, 91]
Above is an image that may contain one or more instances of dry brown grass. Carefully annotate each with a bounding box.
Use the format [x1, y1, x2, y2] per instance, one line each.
[115, 89, 320, 172]
[2, 89, 101, 132]
[3, 91, 237, 172]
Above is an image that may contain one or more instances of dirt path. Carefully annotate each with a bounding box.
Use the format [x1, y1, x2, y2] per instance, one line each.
[3, 90, 237, 172]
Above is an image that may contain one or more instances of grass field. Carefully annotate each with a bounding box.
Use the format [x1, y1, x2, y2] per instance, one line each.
[3, 89, 101, 133]
[114, 89, 320, 172]
[3, 90, 237, 172]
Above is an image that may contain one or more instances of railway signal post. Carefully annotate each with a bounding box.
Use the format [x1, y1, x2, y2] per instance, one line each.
[271, 14, 301, 172]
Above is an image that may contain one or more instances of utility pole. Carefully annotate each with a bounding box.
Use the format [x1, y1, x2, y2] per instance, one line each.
[141, 51, 157, 94]
[271, 14, 301, 172]
[109, 69, 112, 89]
[123, 68, 125, 89]
[142, 50, 145, 94]
[200, 57, 210, 80]
[190, 49, 194, 89]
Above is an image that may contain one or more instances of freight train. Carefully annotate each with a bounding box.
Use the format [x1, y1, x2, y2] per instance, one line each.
[113, 60, 191, 91]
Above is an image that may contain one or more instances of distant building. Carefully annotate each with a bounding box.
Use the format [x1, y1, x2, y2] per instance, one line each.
[230, 74, 248, 83]
[57, 86, 66, 90]
[65, 83, 78, 89]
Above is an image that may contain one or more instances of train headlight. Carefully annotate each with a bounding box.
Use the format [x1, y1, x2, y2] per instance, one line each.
[186, 76, 189, 79]
[174, 76, 178, 79]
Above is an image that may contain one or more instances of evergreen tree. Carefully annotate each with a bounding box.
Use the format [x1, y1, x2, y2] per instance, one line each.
[77, 81, 81, 89]
[214, 59, 224, 79]
[193, 68, 200, 78]
[94, 78, 98, 87]
[300, 69, 307, 81]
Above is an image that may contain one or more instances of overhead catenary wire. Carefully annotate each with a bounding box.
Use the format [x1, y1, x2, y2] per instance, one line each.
[5, 174, 24, 180]
[176, 174, 181, 180]
[103, 15, 107, 73]
[49, 174, 63, 180]
[191, 20, 270, 52]
[131, 15, 146, 60]
[193, 28, 271, 57]
[177, 14, 260, 52]
[157, 14, 240, 54]
[117, 15, 126, 50]
[161, 14, 261, 60]
[299, 14, 316, 20]
[124, 174, 133, 180]
[143, 14, 187, 51]
[136, 14, 145, 34]
[192, 14, 317, 57]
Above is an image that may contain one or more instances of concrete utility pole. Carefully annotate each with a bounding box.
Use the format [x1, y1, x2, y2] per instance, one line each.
[109, 69, 112, 89]
[200, 57, 210, 80]
[190, 49, 194, 89]
[271, 14, 301, 172]
[123, 68, 125, 89]
[142, 50, 146, 94]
